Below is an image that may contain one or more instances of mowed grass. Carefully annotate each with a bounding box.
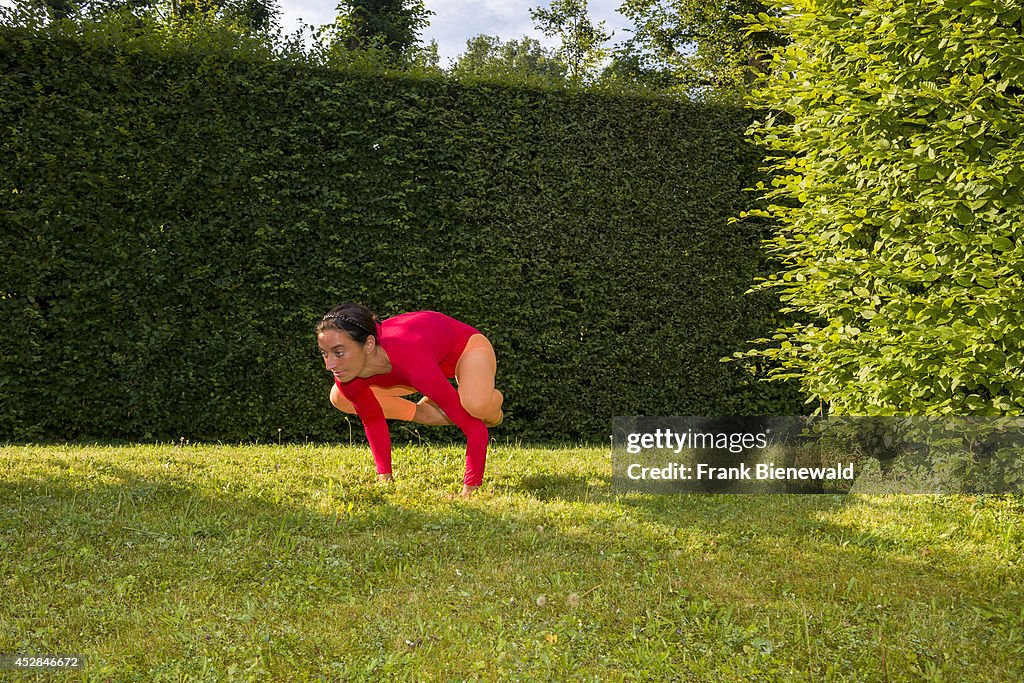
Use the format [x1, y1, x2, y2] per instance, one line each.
[0, 443, 1021, 682]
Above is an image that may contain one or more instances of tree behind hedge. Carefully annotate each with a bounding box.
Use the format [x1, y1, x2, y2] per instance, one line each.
[321, 0, 433, 66]
[24, 0, 281, 33]
[611, 0, 788, 101]
[449, 35, 568, 85]
[742, 0, 1024, 415]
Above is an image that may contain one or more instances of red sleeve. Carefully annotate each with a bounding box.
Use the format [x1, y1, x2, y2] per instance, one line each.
[340, 381, 393, 476]
[410, 364, 489, 487]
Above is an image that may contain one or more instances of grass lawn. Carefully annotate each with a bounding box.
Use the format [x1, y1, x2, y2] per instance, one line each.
[0, 442, 1021, 681]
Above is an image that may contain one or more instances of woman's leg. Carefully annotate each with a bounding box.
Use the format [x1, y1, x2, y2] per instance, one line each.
[330, 384, 419, 421]
[454, 334, 504, 427]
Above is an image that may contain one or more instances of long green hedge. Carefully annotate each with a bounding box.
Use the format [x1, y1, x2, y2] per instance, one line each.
[0, 22, 803, 443]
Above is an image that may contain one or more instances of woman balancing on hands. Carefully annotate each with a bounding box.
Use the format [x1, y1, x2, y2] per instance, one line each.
[316, 304, 504, 498]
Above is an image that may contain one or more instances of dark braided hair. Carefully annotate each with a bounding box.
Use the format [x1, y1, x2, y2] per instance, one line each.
[316, 303, 380, 344]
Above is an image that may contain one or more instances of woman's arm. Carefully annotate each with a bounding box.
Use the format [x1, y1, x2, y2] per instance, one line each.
[345, 384, 394, 478]
[413, 366, 489, 487]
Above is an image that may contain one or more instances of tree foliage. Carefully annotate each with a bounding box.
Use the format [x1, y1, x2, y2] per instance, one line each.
[609, 0, 787, 101]
[321, 0, 432, 66]
[449, 34, 567, 83]
[174, 0, 279, 33]
[741, 0, 1024, 415]
[529, 0, 610, 83]
[21, 0, 280, 33]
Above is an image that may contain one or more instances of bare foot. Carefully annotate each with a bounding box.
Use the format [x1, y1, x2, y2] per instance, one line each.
[414, 397, 454, 426]
[443, 485, 478, 500]
[377, 473, 394, 483]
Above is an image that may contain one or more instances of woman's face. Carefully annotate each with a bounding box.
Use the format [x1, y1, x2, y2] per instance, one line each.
[318, 328, 370, 383]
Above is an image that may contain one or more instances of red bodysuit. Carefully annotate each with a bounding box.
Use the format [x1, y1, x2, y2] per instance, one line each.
[335, 311, 489, 486]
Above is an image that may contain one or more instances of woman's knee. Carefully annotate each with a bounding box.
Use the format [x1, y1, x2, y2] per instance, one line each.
[460, 389, 502, 419]
[330, 385, 357, 414]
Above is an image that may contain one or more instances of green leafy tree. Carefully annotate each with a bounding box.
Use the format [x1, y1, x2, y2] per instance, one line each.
[740, 0, 1024, 416]
[322, 0, 432, 65]
[450, 34, 567, 82]
[172, 0, 279, 33]
[529, 0, 610, 83]
[608, 0, 787, 100]
[29, 0, 80, 20]
[24, 0, 152, 21]
[22, 0, 280, 33]
[411, 37, 440, 69]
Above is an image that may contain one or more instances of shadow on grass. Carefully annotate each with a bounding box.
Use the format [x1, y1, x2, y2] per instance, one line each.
[508, 473, 601, 501]
[497, 468, 1016, 611]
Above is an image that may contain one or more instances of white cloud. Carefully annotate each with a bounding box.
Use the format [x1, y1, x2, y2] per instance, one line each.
[275, 0, 634, 65]
[424, 0, 552, 65]
[276, 0, 336, 37]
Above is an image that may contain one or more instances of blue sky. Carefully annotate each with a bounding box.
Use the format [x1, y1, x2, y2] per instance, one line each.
[279, 0, 637, 66]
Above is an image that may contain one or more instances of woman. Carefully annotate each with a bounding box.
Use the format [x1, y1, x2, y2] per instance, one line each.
[316, 303, 504, 498]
